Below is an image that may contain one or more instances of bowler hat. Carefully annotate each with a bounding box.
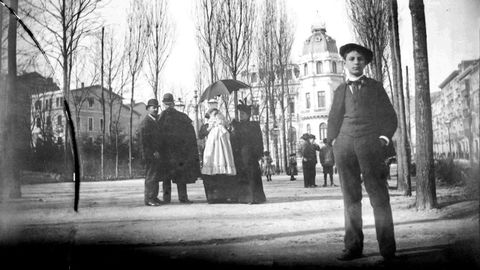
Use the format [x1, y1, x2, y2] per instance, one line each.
[162, 93, 174, 104]
[339, 43, 373, 64]
[146, 98, 159, 109]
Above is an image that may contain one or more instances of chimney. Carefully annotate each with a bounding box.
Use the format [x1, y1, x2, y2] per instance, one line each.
[81, 82, 85, 88]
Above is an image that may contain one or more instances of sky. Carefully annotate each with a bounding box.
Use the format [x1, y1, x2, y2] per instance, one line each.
[97, 0, 480, 104]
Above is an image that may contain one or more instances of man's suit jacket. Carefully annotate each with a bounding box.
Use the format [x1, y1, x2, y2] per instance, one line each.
[326, 77, 397, 158]
[139, 115, 161, 162]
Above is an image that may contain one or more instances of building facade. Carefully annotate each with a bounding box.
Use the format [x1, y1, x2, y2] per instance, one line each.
[433, 59, 479, 160]
[30, 83, 143, 146]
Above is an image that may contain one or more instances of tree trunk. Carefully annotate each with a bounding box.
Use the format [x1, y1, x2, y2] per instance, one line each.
[1, 0, 21, 199]
[390, 0, 411, 196]
[101, 27, 105, 180]
[409, 0, 437, 209]
[280, 76, 288, 172]
[0, 6, 3, 74]
[129, 76, 135, 178]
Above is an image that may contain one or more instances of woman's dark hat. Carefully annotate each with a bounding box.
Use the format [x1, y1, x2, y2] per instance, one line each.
[162, 93, 174, 104]
[237, 98, 251, 116]
[146, 99, 159, 109]
[300, 133, 310, 140]
[339, 43, 373, 64]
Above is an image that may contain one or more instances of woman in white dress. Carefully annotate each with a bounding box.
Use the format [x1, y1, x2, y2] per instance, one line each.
[201, 109, 236, 175]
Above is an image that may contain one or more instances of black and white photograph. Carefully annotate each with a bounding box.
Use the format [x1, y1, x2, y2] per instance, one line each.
[0, 0, 479, 269]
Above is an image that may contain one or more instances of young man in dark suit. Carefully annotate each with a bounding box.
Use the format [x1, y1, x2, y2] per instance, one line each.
[139, 99, 162, 206]
[326, 43, 397, 261]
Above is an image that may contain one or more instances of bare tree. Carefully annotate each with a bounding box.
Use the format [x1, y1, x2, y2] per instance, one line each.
[218, 0, 255, 119]
[145, 0, 174, 100]
[125, 0, 150, 177]
[257, 0, 277, 153]
[195, 0, 223, 87]
[409, 0, 437, 209]
[389, 0, 411, 196]
[26, 0, 100, 176]
[346, 0, 389, 83]
[273, 0, 295, 172]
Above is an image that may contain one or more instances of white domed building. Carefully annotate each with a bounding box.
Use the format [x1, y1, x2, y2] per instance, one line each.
[296, 21, 344, 143]
[238, 20, 345, 171]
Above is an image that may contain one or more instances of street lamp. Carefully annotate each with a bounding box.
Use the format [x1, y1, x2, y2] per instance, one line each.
[444, 120, 452, 156]
[194, 90, 199, 134]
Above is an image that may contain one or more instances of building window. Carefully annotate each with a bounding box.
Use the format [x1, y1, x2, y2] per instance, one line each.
[304, 63, 308, 76]
[306, 124, 311, 134]
[306, 93, 310, 109]
[57, 115, 62, 125]
[289, 101, 295, 114]
[332, 61, 337, 73]
[286, 69, 292, 80]
[251, 72, 257, 83]
[317, 91, 325, 108]
[88, 97, 94, 108]
[46, 116, 52, 126]
[34, 100, 42, 111]
[100, 119, 104, 131]
[45, 99, 50, 110]
[316, 61, 323, 74]
[319, 123, 327, 140]
[88, 117, 93, 131]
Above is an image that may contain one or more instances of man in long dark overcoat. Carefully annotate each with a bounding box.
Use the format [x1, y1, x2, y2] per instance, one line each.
[157, 93, 201, 204]
[139, 99, 162, 206]
[299, 133, 318, 188]
[326, 43, 397, 262]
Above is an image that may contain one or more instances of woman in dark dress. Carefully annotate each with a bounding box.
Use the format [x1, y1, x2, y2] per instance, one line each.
[229, 100, 266, 204]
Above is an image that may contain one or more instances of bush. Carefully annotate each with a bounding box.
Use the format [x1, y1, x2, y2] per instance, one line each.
[435, 158, 479, 198]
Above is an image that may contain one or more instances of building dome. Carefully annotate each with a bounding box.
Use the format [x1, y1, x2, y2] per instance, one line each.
[302, 22, 338, 56]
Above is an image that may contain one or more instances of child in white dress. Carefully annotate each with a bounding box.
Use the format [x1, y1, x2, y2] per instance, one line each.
[201, 109, 236, 175]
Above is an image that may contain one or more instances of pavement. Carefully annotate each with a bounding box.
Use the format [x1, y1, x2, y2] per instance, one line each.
[0, 173, 479, 270]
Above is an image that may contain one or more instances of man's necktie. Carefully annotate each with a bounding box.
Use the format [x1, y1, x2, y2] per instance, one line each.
[347, 80, 362, 103]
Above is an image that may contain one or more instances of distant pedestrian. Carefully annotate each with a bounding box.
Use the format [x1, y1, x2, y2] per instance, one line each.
[327, 43, 397, 261]
[287, 153, 298, 181]
[139, 99, 162, 206]
[299, 133, 318, 188]
[261, 151, 274, 181]
[319, 138, 336, 187]
[157, 93, 201, 204]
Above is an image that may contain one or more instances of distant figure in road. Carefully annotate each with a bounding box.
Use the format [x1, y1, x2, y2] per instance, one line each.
[327, 43, 397, 262]
[287, 153, 298, 181]
[197, 112, 211, 167]
[157, 93, 201, 204]
[139, 99, 162, 206]
[299, 133, 318, 188]
[201, 108, 236, 176]
[319, 138, 336, 187]
[261, 151, 274, 182]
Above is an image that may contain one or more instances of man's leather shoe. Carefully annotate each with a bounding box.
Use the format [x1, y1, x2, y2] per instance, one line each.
[153, 198, 164, 204]
[145, 200, 161, 206]
[179, 199, 193, 204]
[337, 250, 363, 261]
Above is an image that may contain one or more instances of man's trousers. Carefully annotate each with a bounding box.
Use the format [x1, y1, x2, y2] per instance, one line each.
[333, 134, 396, 257]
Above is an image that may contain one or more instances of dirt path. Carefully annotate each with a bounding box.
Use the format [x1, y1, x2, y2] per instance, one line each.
[1, 175, 478, 269]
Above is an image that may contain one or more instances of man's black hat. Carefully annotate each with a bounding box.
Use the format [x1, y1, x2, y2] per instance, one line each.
[339, 43, 373, 64]
[162, 93, 174, 104]
[146, 98, 159, 109]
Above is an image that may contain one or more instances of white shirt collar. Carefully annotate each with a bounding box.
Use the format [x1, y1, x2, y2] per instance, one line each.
[346, 72, 365, 82]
